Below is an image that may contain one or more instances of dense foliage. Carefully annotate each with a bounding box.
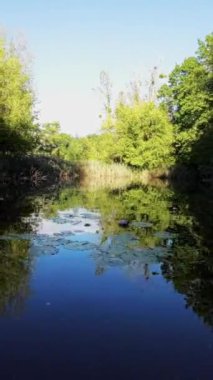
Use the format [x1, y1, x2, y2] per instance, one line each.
[159, 33, 213, 166]
[0, 35, 37, 153]
[37, 121, 83, 161]
[109, 102, 174, 168]
[0, 32, 212, 174]
[80, 33, 212, 170]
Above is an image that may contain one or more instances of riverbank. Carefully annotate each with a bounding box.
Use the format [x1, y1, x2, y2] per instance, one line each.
[1, 156, 212, 189]
[0, 155, 79, 188]
[0, 158, 139, 188]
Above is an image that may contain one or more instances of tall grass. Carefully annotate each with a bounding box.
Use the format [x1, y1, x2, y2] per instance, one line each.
[78, 160, 134, 179]
[77, 160, 170, 188]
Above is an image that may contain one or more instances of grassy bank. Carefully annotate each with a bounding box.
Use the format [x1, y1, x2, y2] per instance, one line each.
[78, 161, 135, 179]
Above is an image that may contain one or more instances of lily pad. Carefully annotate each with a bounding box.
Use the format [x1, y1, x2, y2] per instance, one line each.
[154, 231, 177, 239]
[130, 221, 153, 228]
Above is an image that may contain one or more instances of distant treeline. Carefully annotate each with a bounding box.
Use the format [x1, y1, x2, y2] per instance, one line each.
[0, 32, 212, 175]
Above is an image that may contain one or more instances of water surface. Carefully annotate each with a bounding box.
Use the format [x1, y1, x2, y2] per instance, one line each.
[0, 183, 212, 379]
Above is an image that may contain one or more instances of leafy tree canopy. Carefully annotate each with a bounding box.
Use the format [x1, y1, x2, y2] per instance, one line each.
[0, 35, 37, 153]
[159, 33, 213, 164]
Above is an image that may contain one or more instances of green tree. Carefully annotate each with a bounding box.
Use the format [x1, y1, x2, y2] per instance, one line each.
[111, 102, 174, 169]
[0, 35, 36, 153]
[81, 133, 115, 162]
[38, 121, 83, 161]
[159, 33, 213, 164]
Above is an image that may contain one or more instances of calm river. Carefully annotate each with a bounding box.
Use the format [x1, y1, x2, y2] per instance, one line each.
[0, 182, 212, 379]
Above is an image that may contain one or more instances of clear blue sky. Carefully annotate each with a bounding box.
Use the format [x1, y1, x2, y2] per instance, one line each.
[1, 0, 212, 135]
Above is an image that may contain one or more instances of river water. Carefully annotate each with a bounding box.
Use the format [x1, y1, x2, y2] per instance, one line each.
[0, 182, 212, 379]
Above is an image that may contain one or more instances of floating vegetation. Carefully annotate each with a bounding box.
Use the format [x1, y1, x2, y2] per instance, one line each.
[154, 231, 177, 239]
[130, 221, 153, 228]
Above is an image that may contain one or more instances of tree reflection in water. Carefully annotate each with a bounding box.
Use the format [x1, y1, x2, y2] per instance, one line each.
[0, 239, 31, 316]
[0, 181, 212, 327]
